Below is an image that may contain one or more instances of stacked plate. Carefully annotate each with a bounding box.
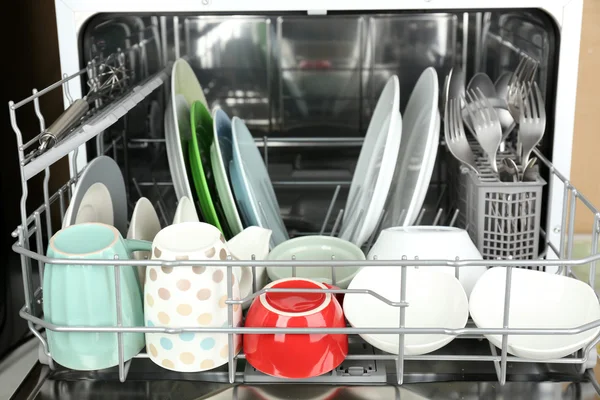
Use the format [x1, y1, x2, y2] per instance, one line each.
[164, 58, 288, 246]
[165, 59, 440, 249]
[340, 67, 440, 247]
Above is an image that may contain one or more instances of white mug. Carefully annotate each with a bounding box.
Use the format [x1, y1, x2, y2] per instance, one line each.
[144, 222, 242, 372]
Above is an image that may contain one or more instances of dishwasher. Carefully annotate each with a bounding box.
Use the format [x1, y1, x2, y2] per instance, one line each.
[6, 0, 600, 399]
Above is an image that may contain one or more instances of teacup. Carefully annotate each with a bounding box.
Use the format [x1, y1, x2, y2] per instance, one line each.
[145, 222, 242, 372]
[43, 223, 149, 370]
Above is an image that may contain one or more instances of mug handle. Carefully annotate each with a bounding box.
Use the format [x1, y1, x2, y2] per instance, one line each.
[124, 239, 153, 253]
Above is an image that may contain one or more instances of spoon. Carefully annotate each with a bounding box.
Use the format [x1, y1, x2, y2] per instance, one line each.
[521, 157, 539, 182]
[495, 72, 512, 99]
[499, 157, 519, 182]
[467, 72, 497, 98]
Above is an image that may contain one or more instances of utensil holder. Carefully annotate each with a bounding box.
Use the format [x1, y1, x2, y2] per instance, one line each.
[448, 143, 546, 261]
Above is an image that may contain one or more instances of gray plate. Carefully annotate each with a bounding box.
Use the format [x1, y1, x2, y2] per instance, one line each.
[67, 155, 128, 236]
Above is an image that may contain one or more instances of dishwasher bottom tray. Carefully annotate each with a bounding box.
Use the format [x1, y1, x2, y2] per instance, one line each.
[11, 338, 600, 399]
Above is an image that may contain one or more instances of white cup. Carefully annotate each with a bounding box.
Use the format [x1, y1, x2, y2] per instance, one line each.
[144, 222, 242, 372]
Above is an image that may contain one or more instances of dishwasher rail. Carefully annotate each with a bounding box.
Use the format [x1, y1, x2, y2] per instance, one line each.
[7, 14, 600, 394]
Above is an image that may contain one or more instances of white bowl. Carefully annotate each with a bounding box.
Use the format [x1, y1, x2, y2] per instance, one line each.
[367, 226, 487, 298]
[469, 267, 600, 360]
[344, 268, 469, 355]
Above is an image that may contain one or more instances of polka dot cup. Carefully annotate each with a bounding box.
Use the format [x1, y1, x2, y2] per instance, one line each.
[145, 222, 242, 372]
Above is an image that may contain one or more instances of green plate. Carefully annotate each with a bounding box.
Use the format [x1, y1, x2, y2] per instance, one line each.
[189, 101, 230, 235]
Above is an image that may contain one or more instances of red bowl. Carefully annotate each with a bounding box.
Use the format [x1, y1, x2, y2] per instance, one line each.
[243, 277, 348, 379]
[323, 282, 344, 306]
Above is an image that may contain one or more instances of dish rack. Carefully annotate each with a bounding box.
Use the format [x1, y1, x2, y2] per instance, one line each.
[7, 15, 600, 392]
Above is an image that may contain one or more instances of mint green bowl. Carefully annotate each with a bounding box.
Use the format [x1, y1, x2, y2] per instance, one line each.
[266, 235, 366, 288]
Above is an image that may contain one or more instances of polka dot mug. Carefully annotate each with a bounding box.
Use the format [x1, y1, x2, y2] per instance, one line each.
[145, 221, 243, 372]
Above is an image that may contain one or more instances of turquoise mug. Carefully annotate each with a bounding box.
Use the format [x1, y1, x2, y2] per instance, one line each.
[43, 222, 151, 370]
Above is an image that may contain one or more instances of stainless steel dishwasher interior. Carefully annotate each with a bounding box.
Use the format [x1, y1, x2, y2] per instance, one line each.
[82, 10, 557, 233]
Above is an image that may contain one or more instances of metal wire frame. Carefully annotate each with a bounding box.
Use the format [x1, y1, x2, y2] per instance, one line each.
[6, 14, 600, 391]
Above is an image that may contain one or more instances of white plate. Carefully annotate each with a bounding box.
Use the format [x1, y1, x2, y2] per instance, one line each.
[166, 58, 209, 201]
[470, 267, 600, 360]
[343, 268, 468, 355]
[230, 117, 288, 248]
[381, 67, 440, 229]
[339, 75, 401, 247]
[210, 108, 244, 235]
[127, 197, 162, 284]
[61, 183, 112, 229]
[173, 196, 200, 224]
[63, 156, 127, 236]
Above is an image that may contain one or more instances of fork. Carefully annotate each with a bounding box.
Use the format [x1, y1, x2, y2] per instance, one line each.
[445, 98, 478, 174]
[464, 88, 503, 173]
[507, 56, 538, 121]
[518, 81, 546, 167]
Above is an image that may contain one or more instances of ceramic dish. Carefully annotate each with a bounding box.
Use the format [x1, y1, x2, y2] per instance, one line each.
[470, 267, 600, 360]
[173, 196, 200, 224]
[339, 75, 402, 247]
[381, 67, 440, 229]
[165, 95, 193, 201]
[62, 182, 113, 229]
[244, 277, 347, 379]
[266, 235, 365, 289]
[210, 108, 244, 236]
[166, 58, 209, 201]
[344, 268, 468, 355]
[189, 100, 225, 233]
[63, 156, 127, 236]
[230, 117, 288, 248]
[367, 226, 487, 298]
[127, 197, 162, 285]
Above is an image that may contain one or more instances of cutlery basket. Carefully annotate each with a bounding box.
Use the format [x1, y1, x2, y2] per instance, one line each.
[448, 145, 546, 261]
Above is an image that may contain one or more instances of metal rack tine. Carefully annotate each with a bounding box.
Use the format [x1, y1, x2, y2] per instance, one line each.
[320, 185, 341, 235]
[156, 201, 169, 227]
[395, 209, 407, 227]
[131, 177, 144, 199]
[330, 209, 344, 237]
[415, 208, 426, 225]
[433, 208, 444, 226]
[349, 208, 365, 242]
[365, 208, 387, 253]
[449, 209, 460, 227]
[263, 136, 269, 168]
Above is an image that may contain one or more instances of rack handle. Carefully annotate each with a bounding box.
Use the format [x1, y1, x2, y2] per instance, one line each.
[38, 98, 89, 152]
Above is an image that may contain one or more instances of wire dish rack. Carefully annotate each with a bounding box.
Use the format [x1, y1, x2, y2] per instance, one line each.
[7, 15, 600, 393]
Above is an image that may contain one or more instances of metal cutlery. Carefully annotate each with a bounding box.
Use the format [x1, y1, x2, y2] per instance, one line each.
[468, 72, 514, 149]
[494, 71, 512, 99]
[467, 72, 497, 98]
[522, 157, 539, 182]
[444, 98, 478, 175]
[507, 56, 538, 121]
[442, 65, 466, 115]
[463, 88, 503, 173]
[517, 81, 546, 167]
[498, 157, 519, 182]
